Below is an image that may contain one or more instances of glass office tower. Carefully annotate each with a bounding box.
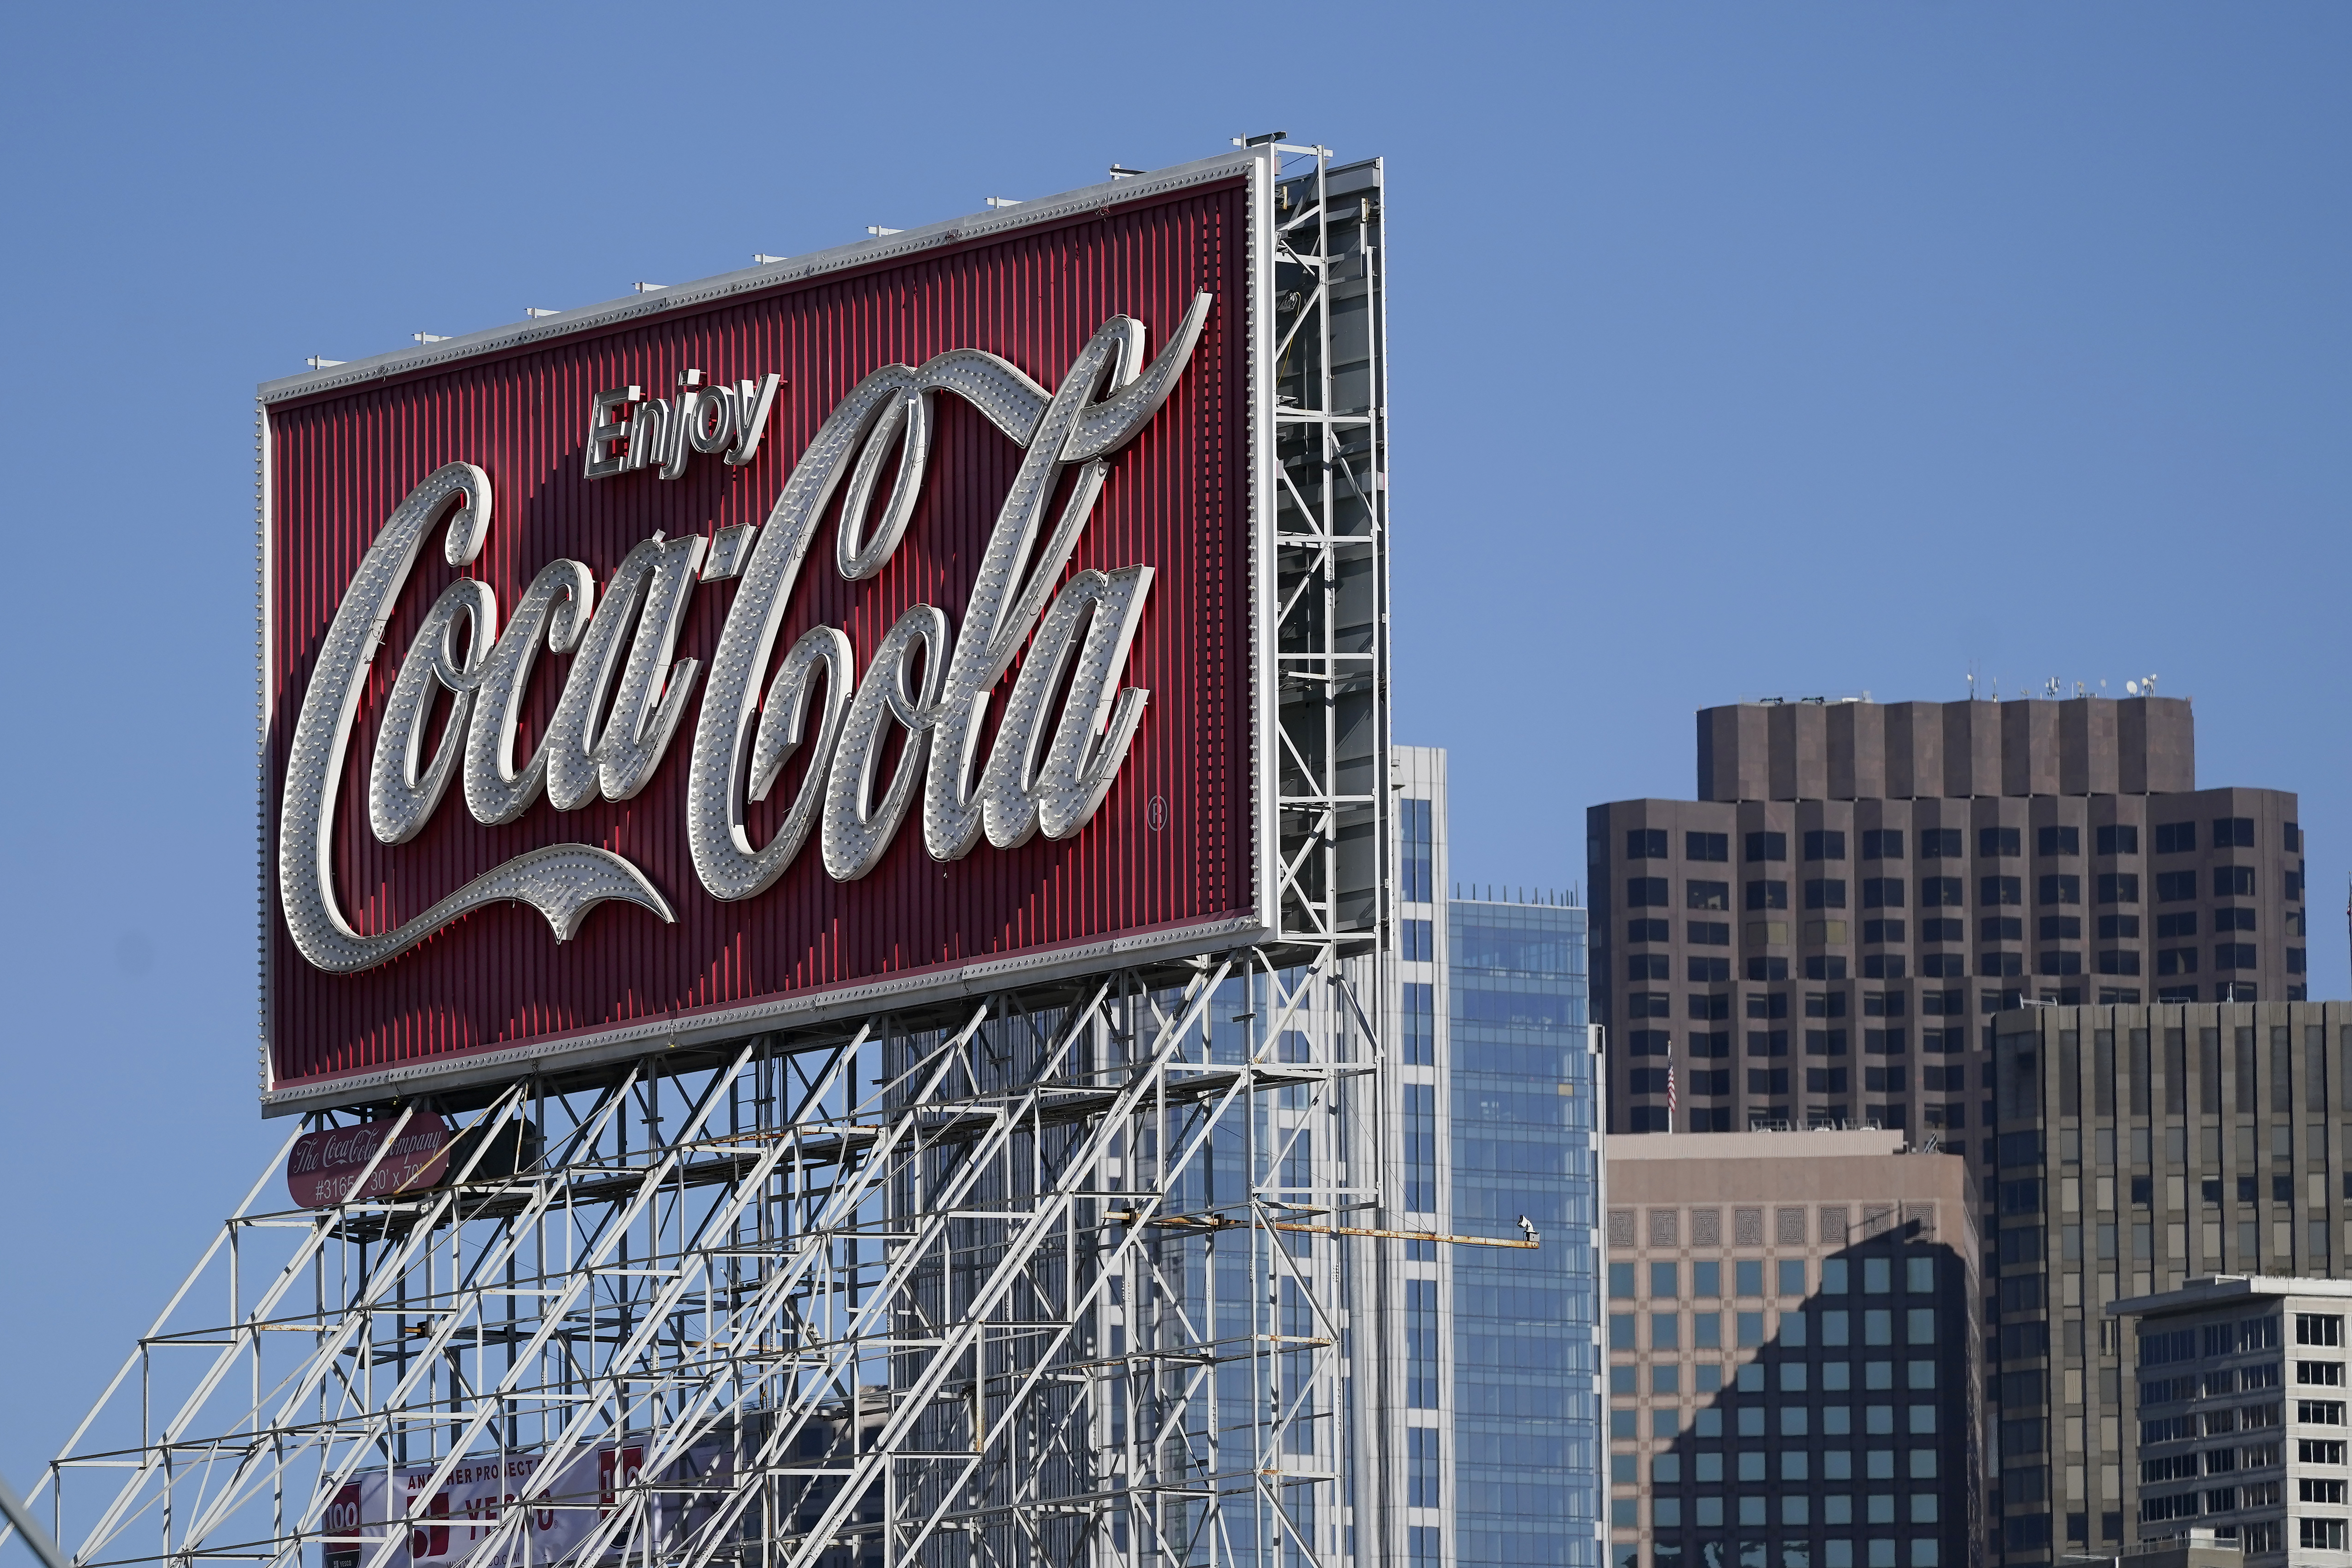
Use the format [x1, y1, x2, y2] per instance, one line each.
[1392, 745, 1603, 1568]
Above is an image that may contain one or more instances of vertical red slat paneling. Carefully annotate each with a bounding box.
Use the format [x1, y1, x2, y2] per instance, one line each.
[266, 180, 1254, 1096]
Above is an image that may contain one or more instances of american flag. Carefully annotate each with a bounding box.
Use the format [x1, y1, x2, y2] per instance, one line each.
[1665, 1042, 1676, 1122]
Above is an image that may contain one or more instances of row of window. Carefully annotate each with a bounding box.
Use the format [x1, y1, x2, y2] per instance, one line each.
[1634, 1026, 1973, 1057]
[1627, 869, 2273, 911]
[1668, 1068, 1961, 1098]
[1645, 1495, 1939, 1530]
[1634, 948, 1977, 979]
[1620, 820, 2295, 864]
[1611, 1539, 1944, 1568]
[1621, 915, 2302, 952]
[1631, 947, 2280, 993]
[1629, 1449, 1939, 1486]
[1609, 1256, 1936, 1299]
[1624, 1027, 1977, 1061]
[1611, 1310, 1936, 1352]
[2138, 1440, 2297, 1483]
[1625, 988, 1959, 1017]
[2114, 1173, 2348, 1208]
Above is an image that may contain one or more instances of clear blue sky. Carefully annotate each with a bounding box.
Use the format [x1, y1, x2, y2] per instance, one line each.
[3, 0, 2346, 1511]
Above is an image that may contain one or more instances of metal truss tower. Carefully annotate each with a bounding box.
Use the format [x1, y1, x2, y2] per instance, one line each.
[11, 144, 1392, 1568]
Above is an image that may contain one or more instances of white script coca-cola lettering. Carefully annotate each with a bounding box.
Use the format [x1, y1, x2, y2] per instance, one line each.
[276, 295, 1214, 975]
[284, 1115, 453, 1207]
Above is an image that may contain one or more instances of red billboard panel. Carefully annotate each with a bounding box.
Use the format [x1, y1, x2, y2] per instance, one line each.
[260, 155, 1268, 1112]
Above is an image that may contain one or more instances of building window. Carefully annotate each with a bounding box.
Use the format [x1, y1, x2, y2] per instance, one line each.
[2038, 874, 2081, 904]
[1920, 876, 1962, 907]
[1688, 955, 1731, 982]
[2215, 907, 2256, 932]
[2095, 823, 2138, 855]
[2156, 910, 2198, 938]
[1627, 953, 1668, 981]
[1689, 920, 1730, 945]
[1863, 877, 1905, 908]
[1919, 828, 1962, 858]
[1405, 1280, 1438, 1407]
[2154, 871, 2197, 902]
[2037, 826, 2080, 856]
[2215, 944, 2258, 971]
[1747, 957, 1790, 981]
[2301, 1520, 2349, 1552]
[1402, 982, 1435, 1064]
[1980, 826, 2021, 858]
[2096, 873, 2139, 903]
[2213, 816, 2255, 848]
[1747, 880, 1789, 910]
[2214, 865, 2256, 897]
[2154, 821, 2196, 854]
[1401, 918, 1432, 962]
[1863, 953, 1906, 979]
[1863, 829, 1905, 859]
[2040, 915, 2082, 941]
[2098, 914, 2142, 940]
[1806, 830, 1848, 861]
[1628, 917, 1668, 943]
[1981, 916, 2022, 942]
[1402, 1085, 1436, 1211]
[1626, 828, 1668, 859]
[1981, 875, 2022, 906]
[1746, 831, 1787, 862]
[1920, 918, 1963, 943]
[2097, 951, 2142, 976]
[1688, 879, 1730, 910]
[1408, 1426, 1441, 1507]
[1400, 798, 1433, 901]
[1806, 879, 1848, 909]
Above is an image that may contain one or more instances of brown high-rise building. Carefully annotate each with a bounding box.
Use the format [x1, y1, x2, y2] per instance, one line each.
[1588, 696, 2312, 1143]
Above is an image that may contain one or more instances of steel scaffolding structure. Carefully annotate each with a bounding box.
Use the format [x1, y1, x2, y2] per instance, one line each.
[13, 141, 1392, 1568]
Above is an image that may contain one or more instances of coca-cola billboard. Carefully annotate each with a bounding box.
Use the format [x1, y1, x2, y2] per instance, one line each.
[260, 152, 1270, 1111]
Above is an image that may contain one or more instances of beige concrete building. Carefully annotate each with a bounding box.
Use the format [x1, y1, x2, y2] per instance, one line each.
[2110, 1275, 2352, 1564]
[1605, 1129, 1983, 1568]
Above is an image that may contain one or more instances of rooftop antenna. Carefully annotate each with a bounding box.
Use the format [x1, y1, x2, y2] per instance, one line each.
[752, 253, 789, 265]
[305, 356, 343, 369]
[2144, 673, 2159, 694]
[412, 332, 448, 344]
